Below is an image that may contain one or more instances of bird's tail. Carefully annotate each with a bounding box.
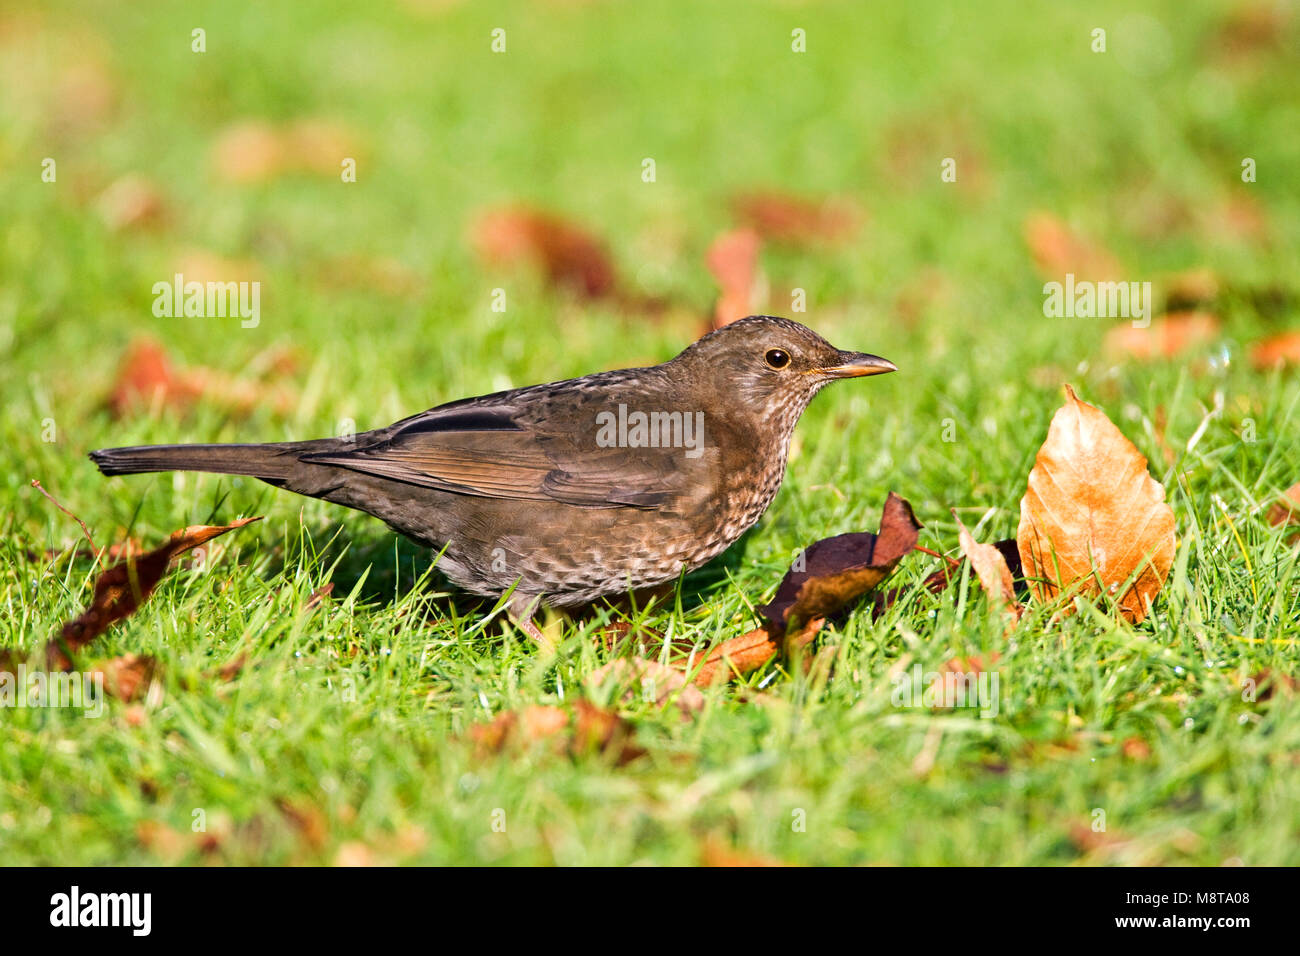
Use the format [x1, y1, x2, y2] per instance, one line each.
[89, 442, 320, 482]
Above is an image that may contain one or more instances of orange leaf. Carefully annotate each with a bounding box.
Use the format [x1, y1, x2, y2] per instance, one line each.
[585, 656, 705, 714]
[1104, 311, 1220, 362]
[731, 191, 858, 244]
[1017, 385, 1175, 623]
[467, 700, 644, 765]
[1267, 483, 1300, 530]
[1023, 212, 1121, 282]
[705, 228, 764, 330]
[471, 206, 617, 300]
[1250, 331, 1300, 370]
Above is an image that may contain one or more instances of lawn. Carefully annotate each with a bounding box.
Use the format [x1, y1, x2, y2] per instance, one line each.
[1, 0, 1298, 865]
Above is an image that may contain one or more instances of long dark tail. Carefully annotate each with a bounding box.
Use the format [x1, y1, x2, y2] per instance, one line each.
[89, 441, 330, 483]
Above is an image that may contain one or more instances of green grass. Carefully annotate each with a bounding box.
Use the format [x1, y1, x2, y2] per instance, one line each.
[2, 0, 1298, 864]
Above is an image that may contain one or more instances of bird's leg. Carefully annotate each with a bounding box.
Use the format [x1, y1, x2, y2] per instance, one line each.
[507, 591, 553, 648]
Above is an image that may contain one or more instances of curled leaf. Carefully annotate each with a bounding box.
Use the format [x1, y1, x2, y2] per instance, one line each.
[954, 514, 1022, 622]
[758, 492, 921, 630]
[50, 517, 263, 667]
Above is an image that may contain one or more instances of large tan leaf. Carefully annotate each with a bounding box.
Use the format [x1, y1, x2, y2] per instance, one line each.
[1017, 386, 1175, 623]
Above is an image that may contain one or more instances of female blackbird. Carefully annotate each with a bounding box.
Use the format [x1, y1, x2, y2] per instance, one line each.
[92, 315, 895, 640]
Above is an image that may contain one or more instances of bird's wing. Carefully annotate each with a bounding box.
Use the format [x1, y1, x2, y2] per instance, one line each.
[301, 404, 699, 510]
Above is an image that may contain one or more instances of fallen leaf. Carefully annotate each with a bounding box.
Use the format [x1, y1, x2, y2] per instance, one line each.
[699, 836, 788, 867]
[1267, 483, 1300, 530]
[108, 337, 298, 418]
[925, 653, 1002, 709]
[1023, 212, 1121, 282]
[276, 797, 329, 850]
[705, 228, 764, 330]
[333, 842, 377, 867]
[94, 174, 168, 232]
[467, 700, 644, 765]
[46, 517, 262, 668]
[1248, 668, 1298, 702]
[52, 57, 117, 136]
[1211, 2, 1291, 61]
[216, 653, 247, 682]
[1104, 311, 1220, 362]
[731, 191, 858, 244]
[211, 121, 283, 183]
[108, 338, 202, 416]
[585, 656, 705, 714]
[1121, 736, 1151, 760]
[1250, 331, 1300, 370]
[471, 206, 617, 299]
[690, 625, 782, 686]
[758, 492, 921, 631]
[93, 653, 157, 701]
[304, 582, 334, 610]
[1161, 268, 1220, 311]
[212, 119, 362, 184]
[1017, 385, 1175, 623]
[954, 514, 1022, 621]
[1210, 195, 1271, 243]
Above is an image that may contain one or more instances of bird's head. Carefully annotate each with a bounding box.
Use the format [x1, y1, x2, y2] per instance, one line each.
[672, 315, 895, 426]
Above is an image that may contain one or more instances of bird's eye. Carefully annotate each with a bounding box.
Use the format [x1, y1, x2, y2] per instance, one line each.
[765, 348, 791, 369]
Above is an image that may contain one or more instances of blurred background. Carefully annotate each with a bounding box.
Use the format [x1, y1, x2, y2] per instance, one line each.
[2, 0, 1298, 537]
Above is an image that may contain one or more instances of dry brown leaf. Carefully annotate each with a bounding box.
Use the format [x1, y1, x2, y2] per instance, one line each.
[954, 514, 1022, 621]
[705, 228, 764, 330]
[216, 653, 247, 682]
[108, 337, 298, 419]
[44, 517, 262, 669]
[1161, 268, 1221, 311]
[758, 492, 921, 630]
[1104, 311, 1221, 362]
[94, 653, 158, 701]
[731, 191, 858, 244]
[1023, 212, 1121, 282]
[471, 206, 617, 300]
[1017, 385, 1175, 623]
[1211, 195, 1271, 243]
[276, 797, 329, 850]
[1212, 3, 1291, 61]
[691, 625, 782, 686]
[467, 700, 644, 765]
[95, 174, 168, 232]
[304, 582, 334, 610]
[585, 656, 705, 714]
[212, 119, 362, 184]
[1248, 668, 1299, 702]
[1250, 331, 1300, 370]
[1121, 736, 1152, 760]
[1267, 483, 1300, 531]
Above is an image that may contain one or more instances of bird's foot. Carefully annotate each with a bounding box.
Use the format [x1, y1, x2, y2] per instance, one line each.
[507, 592, 555, 650]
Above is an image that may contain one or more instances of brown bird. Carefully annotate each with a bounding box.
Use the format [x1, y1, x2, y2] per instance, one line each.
[91, 316, 895, 641]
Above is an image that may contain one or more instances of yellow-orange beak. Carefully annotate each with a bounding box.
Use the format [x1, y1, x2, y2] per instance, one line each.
[815, 351, 898, 378]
